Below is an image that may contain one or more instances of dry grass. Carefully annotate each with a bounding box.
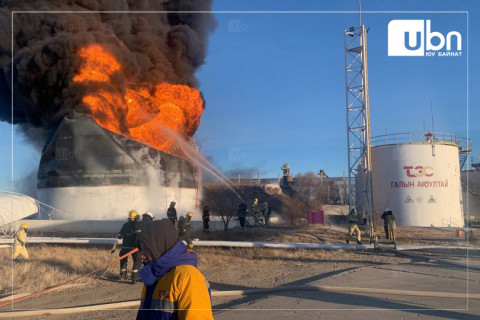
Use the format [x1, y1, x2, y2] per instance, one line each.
[192, 229, 322, 243]
[196, 247, 335, 268]
[192, 224, 479, 246]
[0, 245, 120, 295]
[191, 225, 351, 243]
[195, 246, 405, 269]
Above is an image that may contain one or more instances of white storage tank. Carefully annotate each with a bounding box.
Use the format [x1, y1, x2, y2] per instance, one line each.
[370, 134, 463, 227]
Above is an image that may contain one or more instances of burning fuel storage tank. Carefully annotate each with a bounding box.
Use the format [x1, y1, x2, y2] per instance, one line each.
[370, 133, 464, 227]
[37, 114, 198, 220]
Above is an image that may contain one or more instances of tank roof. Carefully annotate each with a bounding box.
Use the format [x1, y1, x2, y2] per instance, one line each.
[371, 132, 470, 150]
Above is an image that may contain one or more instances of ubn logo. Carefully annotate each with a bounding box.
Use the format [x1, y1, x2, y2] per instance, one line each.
[403, 166, 434, 178]
[388, 20, 462, 56]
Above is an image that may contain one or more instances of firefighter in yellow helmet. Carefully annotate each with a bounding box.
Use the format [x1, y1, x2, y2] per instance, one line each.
[178, 211, 194, 249]
[13, 223, 29, 260]
[117, 210, 142, 282]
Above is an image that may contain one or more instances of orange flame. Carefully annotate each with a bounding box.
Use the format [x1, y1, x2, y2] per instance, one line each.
[73, 44, 204, 153]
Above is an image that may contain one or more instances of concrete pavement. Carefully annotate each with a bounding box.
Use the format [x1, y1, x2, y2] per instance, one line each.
[212, 259, 480, 320]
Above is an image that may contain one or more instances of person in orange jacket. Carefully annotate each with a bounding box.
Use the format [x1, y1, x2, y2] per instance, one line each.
[136, 219, 213, 320]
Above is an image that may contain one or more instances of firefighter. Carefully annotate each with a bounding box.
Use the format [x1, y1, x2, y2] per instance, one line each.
[178, 212, 194, 249]
[237, 202, 248, 229]
[347, 209, 362, 244]
[117, 210, 142, 282]
[262, 202, 271, 226]
[134, 212, 154, 262]
[381, 208, 394, 240]
[13, 223, 29, 260]
[202, 206, 210, 233]
[387, 213, 397, 242]
[252, 198, 262, 226]
[135, 212, 154, 244]
[139, 212, 154, 230]
[167, 201, 177, 226]
[382, 209, 397, 241]
[143, 211, 154, 222]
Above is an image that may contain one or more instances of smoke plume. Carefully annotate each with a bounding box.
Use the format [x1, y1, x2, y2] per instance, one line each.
[0, 0, 216, 149]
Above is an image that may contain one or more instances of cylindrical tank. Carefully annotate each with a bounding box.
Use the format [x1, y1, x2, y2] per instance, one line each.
[371, 140, 463, 227]
[37, 115, 198, 220]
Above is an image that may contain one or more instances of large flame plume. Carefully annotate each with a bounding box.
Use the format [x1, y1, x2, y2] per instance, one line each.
[0, 1, 216, 149]
[73, 44, 203, 152]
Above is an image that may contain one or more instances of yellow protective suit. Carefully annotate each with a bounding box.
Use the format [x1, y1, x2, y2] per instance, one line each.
[13, 229, 29, 259]
[349, 224, 362, 243]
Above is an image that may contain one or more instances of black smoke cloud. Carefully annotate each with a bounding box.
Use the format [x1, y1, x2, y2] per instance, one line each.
[0, 0, 216, 148]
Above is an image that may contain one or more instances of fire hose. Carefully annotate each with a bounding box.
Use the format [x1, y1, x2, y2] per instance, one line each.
[0, 247, 138, 308]
[95, 240, 118, 279]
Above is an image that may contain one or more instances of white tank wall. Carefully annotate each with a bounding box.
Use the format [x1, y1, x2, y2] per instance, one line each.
[38, 185, 198, 220]
[371, 143, 463, 227]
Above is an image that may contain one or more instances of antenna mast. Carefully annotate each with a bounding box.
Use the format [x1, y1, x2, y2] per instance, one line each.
[344, 3, 373, 224]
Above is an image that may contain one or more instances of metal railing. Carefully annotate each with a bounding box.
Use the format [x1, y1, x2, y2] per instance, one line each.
[371, 132, 471, 150]
[230, 178, 280, 186]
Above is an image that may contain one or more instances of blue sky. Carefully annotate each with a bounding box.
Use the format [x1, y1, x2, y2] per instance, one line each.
[0, 0, 478, 190]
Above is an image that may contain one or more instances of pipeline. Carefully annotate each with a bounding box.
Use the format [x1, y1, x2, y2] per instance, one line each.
[0, 237, 373, 249]
[1, 284, 480, 318]
[0, 247, 138, 308]
[1, 237, 478, 252]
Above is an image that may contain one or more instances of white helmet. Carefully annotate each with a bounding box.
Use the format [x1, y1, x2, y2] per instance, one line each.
[143, 211, 154, 219]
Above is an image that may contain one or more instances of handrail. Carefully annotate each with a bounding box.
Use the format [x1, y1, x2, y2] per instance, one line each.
[371, 132, 470, 150]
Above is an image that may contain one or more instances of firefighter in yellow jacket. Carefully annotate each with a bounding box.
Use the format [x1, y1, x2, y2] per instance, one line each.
[136, 219, 213, 320]
[13, 223, 29, 260]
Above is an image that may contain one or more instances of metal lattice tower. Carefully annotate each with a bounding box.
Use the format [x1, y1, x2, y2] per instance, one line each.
[344, 25, 373, 219]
